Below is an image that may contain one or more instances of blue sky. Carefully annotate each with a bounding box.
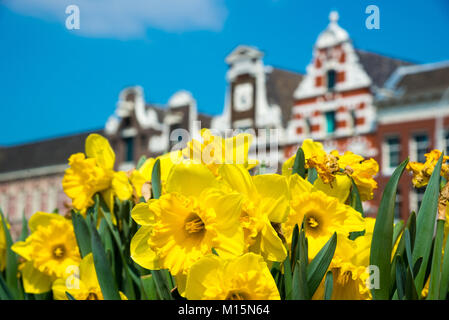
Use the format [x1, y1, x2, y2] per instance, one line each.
[1, 0, 448, 146]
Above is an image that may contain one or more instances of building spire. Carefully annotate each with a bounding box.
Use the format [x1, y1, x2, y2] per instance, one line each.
[329, 11, 339, 24]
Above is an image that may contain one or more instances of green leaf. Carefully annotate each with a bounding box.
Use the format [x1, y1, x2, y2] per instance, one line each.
[0, 273, 13, 300]
[88, 216, 121, 300]
[392, 220, 404, 248]
[98, 199, 136, 300]
[0, 208, 19, 299]
[141, 275, 159, 300]
[151, 159, 162, 199]
[349, 177, 364, 217]
[427, 219, 445, 300]
[290, 224, 299, 270]
[19, 212, 28, 242]
[439, 233, 449, 299]
[370, 158, 408, 300]
[65, 291, 77, 300]
[136, 155, 147, 170]
[307, 167, 318, 184]
[324, 271, 333, 300]
[292, 223, 309, 300]
[307, 233, 337, 297]
[404, 229, 416, 279]
[413, 154, 443, 293]
[395, 255, 406, 300]
[71, 211, 92, 258]
[405, 260, 420, 300]
[291, 148, 306, 179]
[283, 256, 293, 300]
[150, 270, 172, 300]
[292, 260, 308, 300]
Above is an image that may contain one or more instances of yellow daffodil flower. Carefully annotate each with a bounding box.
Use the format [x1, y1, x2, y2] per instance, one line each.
[183, 129, 258, 176]
[218, 164, 289, 262]
[52, 253, 127, 300]
[289, 170, 352, 204]
[130, 163, 245, 287]
[129, 150, 183, 199]
[62, 134, 133, 214]
[406, 149, 449, 188]
[185, 253, 280, 300]
[312, 234, 371, 300]
[284, 174, 365, 259]
[11, 212, 81, 294]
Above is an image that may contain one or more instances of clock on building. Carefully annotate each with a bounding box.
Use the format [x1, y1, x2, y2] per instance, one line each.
[233, 82, 254, 112]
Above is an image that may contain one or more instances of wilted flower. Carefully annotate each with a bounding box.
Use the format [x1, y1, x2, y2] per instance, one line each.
[406, 149, 449, 188]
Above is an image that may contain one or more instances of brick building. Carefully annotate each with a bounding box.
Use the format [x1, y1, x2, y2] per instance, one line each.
[1, 11, 449, 235]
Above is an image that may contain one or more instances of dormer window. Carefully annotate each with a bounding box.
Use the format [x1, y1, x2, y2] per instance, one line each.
[327, 69, 336, 90]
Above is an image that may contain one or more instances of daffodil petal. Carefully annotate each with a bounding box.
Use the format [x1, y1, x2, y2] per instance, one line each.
[185, 255, 221, 300]
[260, 224, 287, 262]
[289, 174, 313, 195]
[85, 134, 115, 170]
[253, 174, 289, 223]
[130, 225, 159, 270]
[166, 162, 219, 197]
[79, 253, 99, 289]
[28, 211, 65, 233]
[112, 171, 133, 200]
[21, 261, 53, 294]
[313, 174, 351, 203]
[11, 240, 33, 261]
[131, 202, 155, 226]
[218, 164, 256, 196]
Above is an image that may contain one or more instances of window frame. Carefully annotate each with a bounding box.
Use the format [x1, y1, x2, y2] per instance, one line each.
[409, 132, 429, 163]
[382, 135, 401, 175]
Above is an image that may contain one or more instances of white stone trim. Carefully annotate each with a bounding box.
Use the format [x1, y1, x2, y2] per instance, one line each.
[0, 164, 67, 182]
[378, 101, 449, 125]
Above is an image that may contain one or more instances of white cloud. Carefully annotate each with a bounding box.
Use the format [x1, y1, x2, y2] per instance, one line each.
[3, 0, 228, 38]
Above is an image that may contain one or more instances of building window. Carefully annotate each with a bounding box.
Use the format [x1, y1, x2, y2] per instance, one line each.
[325, 111, 336, 134]
[394, 189, 401, 222]
[384, 136, 401, 171]
[327, 69, 336, 90]
[124, 137, 134, 162]
[411, 134, 429, 163]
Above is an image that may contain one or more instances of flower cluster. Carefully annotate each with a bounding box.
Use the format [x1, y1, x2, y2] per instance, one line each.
[1, 131, 448, 301]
